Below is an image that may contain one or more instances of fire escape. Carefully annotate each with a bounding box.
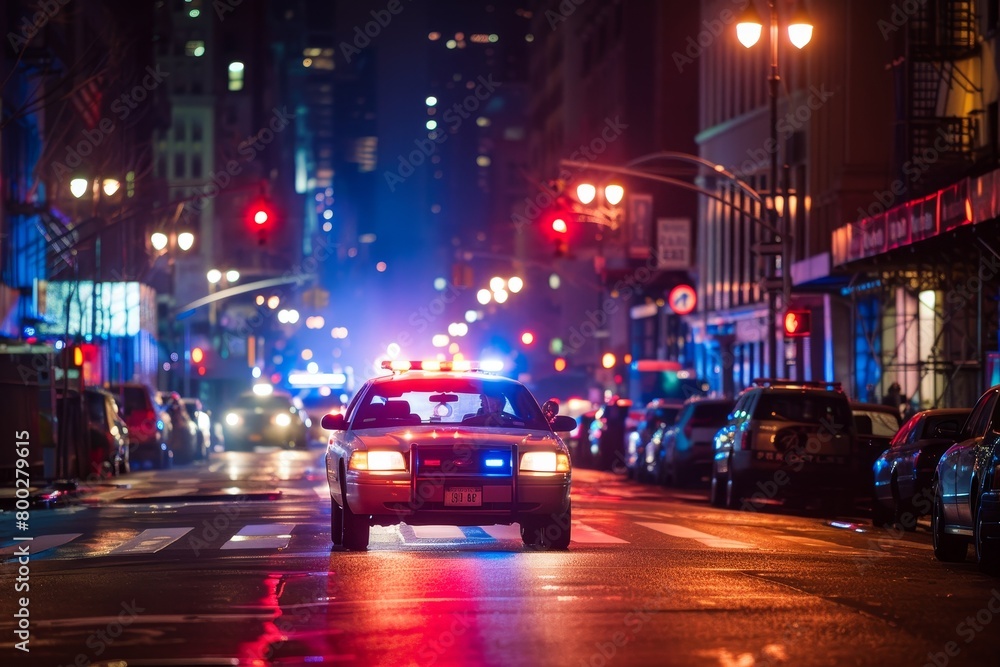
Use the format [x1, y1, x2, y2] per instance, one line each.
[864, 0, 989, 408]
[902, 0, 979, 186]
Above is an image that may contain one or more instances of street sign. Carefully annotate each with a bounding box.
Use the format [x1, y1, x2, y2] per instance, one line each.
[656, 218, 690, 269]
[667, 284, 697, 316]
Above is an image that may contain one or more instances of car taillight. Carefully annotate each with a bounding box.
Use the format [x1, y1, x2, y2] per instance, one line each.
[737, 427, 751, 451]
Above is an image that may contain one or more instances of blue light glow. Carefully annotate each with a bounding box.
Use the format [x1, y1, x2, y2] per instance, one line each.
[484, 458, 505, 468]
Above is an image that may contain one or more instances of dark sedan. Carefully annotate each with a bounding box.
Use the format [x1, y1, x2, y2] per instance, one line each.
[872, 408, 970, 527]
[223, 387, 310, 451]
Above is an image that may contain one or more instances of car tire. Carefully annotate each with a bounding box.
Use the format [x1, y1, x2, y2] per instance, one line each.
[932, 493, 967, 562]
[725, 463, 748, 510]
[975, 497, 1000, 574]
[709, 469, 726, 508]
[339, 466, 370, 551]
[521, 500, 571, 550]
[871, 490, 894, 527]
[330, 500, 344, 546]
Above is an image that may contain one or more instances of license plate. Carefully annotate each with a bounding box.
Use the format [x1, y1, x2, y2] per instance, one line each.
[444, 487, 481, 507]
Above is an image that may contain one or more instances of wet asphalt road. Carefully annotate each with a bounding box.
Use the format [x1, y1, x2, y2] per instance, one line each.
[2, 447, 999, 667]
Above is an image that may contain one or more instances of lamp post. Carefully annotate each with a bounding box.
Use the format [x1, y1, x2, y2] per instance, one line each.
[149, 227, 196, 393]
[736, 0, 813, 379]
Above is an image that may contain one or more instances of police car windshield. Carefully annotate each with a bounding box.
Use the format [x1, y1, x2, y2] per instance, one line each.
[353, 377, 548, 430]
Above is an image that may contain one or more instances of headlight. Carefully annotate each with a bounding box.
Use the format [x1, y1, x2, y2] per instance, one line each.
[520, 451, 570, 472]
[225, 412, 241, 427]
[274, 413, 292, 427]
[349, 451, 407, 471]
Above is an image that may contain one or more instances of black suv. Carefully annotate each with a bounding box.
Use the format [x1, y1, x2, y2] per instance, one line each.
[709, 379, 854, 510]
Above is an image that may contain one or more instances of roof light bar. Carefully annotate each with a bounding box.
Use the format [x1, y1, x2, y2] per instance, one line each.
[379, 360, 503, 373]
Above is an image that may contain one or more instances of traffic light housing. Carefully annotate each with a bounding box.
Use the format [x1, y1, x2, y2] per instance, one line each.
[783, 310, 811, 338]
[550, 216, 568, 257]
[248, 200, 273, 246]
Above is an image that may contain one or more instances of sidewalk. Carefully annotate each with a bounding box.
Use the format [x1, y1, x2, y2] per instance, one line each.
[0, 478, 113, 511]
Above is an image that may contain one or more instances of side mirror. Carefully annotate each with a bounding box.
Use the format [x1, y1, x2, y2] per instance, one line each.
[321, 413, 347, 431]
[551, 415, 576, 432]
[542, 399, 560, 423]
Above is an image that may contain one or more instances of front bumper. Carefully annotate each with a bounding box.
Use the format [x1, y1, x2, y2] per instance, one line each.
[345, 469, 571, 525]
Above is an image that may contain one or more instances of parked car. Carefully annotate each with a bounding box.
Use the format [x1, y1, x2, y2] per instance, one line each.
[183, 398, 213, 460]
[223, 387, 310, 450]
[84, 388, 130, 477]
[108, 383, 172, 469]
[625, 400, 683, 482]
[710, 379, 854, 510]
[588, 398, 633, 472]
[653, 397, 734, 487]
[932, 385, 1000, 572]
[851, 402, 903, 492]
[872, 408, 971, 527]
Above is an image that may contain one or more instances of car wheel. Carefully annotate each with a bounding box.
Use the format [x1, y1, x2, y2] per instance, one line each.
[932, 493, 967, 562]
[330, 499, 344, 547]
[871, 490, 893, 527]
[709, 468, 726, 508]
[341, 500, 370, 551]
[975, 497, 1000, 574]
[725, 462, 748, 510]
[521, 501, 572, 550]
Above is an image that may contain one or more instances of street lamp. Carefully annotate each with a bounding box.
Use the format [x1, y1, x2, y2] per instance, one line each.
[736, 0, 813, 379]
[572, 182, 626, 229]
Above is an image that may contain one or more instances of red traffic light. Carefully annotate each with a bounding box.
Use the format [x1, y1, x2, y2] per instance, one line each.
[551, 218, 567, 234]
[783, 310, 811, 337]
[253, 209, 268, 225]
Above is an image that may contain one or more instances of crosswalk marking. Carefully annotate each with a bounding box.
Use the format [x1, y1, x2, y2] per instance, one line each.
[220, 523, 294, 550]
[313, 485, 329, 500]
[0, 534, 82, 558]
[638, 522, 756, 549]
[109, 528, 193, 555]
[411, 525, 467, 539]
[481, 524, 523, 540]
[570, 522, 629, 544]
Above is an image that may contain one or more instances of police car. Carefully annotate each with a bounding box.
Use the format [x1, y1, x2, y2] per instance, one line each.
[322, 360, 576, 551]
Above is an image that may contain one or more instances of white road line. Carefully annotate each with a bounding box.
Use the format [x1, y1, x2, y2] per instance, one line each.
[481, 525, 523, 540]
[109, 527, 193, 555]
[772, 535, 871, 554]
[638, 522, 756, 549]
[221, 523, 295, 550]
[570, 522, 628, 544]
[411, 525, 467, 539]
[0, 534, 82, 558]
[313, 485, 329, 500]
